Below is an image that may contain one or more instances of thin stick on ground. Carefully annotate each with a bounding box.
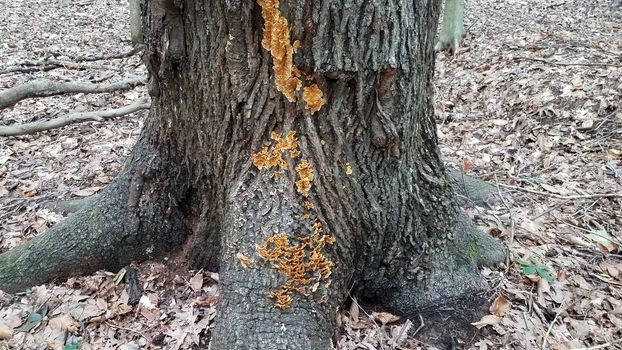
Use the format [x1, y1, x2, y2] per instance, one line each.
[514, 56, 622, 68]
[541, 301, 565, 350]
[71, 45, 144, 62]
[494, 175, 515, 271]
[573, 338, 622, 350]
[499, 183, 622, 200]
[0, 98, 150, 136]
[0, 46, 144, 75]
[0, 77, 146, 109]
[0, 60, 123, 75]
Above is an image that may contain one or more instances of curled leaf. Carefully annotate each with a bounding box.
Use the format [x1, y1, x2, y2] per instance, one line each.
[489, 295, 511, 317]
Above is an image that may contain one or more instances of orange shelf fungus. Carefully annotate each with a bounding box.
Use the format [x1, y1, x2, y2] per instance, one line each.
[257, 0, 302, 102]
[252, 131, 332, 308]
[252, 131, 299, 172]
[302, 84, 325, 114]
[257, 0, 325, 113]
[295, 159, 314, 197]
[251, 130, 332, 308]
[256, 222, 334, 309]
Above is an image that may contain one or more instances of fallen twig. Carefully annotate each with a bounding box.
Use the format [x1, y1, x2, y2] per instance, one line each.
[0, 98, 150, 136]
[0, 77, 146, 109]
[73, 45, 144, 62]
[499, 184, 622, 200]
[514, 56, 622, 68]
[541, 297, 568, 350]
[494, 175, 515, 272]
[572, 338, 622, 350]
[0, 60, 122, 75]
[0, 46, 144, 75]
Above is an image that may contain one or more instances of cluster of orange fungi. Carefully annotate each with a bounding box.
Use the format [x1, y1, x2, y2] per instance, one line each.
[252, 131, 335, 308]
[256, 0, 325, 113]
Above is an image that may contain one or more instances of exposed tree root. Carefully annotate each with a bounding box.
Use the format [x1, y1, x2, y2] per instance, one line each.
[42, 197, 94, 215]
[0, 98, 150, 136]
[358, 211, 505, 317]
[447, 167, 498, 207]
[0, 77, 145, 109]
[0, 135, 191, 293]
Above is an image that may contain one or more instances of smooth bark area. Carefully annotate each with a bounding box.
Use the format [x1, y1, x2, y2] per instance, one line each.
[435, 0, 465, 53]
[129, 0, 144, 44]
[0, 0, 504, 348]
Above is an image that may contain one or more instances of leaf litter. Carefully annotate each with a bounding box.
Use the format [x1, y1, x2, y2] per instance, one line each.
[0, 0, 621, 349]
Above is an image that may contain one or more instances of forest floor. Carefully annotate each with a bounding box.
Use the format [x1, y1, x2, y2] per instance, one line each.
[0, 0, 621, 349]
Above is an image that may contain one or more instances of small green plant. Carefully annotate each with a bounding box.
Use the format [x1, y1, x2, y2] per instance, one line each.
[16, 304, 48, 332]
[516, 256, 554, 284]
[63, 343, 80, 350]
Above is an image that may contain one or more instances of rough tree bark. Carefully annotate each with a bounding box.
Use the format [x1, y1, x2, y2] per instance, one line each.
[0, 0, 504, 348]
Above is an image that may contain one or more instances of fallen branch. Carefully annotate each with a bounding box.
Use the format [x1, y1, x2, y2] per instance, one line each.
[71, 45, 144, 62]
[514, 56, 622, 68]
[0, 77, 146, 109]
[0, 60, 122, 75]
[499, 183, 622, 200]
[0, 46, 144, 75]
[541, 297, 568, 350]
[0, 99, 150, 136]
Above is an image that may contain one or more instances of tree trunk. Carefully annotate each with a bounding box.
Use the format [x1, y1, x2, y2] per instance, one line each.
[435, 0, 465, 53]
[128, 0, 144, 44]
[0, 0, 504, 348]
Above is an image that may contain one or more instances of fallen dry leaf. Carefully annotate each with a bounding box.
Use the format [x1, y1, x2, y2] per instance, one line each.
[537, 278, 551, 304]
[72, 186, 102, 197]
[0, 321, 12, 340]
[372, 311, 400, 325]
[49, 314, 78, 334]
[190, 271, 204, 292]
[349, 298, 360, 324]
[490, 295, 511, 316]
[471, 314, 501, 329]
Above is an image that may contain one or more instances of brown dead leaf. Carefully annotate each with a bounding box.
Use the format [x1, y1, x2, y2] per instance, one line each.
[607, 149, 621, 158]
[372, 311, 400, 325]
[23, 188, 38, 197]
[0, 322, 12, 340]
[69, 301, 106, 322]
[567, 235, 590, 247]
[236, 252, 253, 268]
[139, 293, 160, 321]
[460, 158, 473, 172]
[488, 227, 506, 239]
[471, 315, 501, 329]
[489, 295, 511, 316]
[190, 271, 204, 292]
[49, 314, 78, 334]
[605, 265, 619, 279]
[196, 295, 219, 307]
[72, 186, 102, 197]
[349, 298, 360, 324]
